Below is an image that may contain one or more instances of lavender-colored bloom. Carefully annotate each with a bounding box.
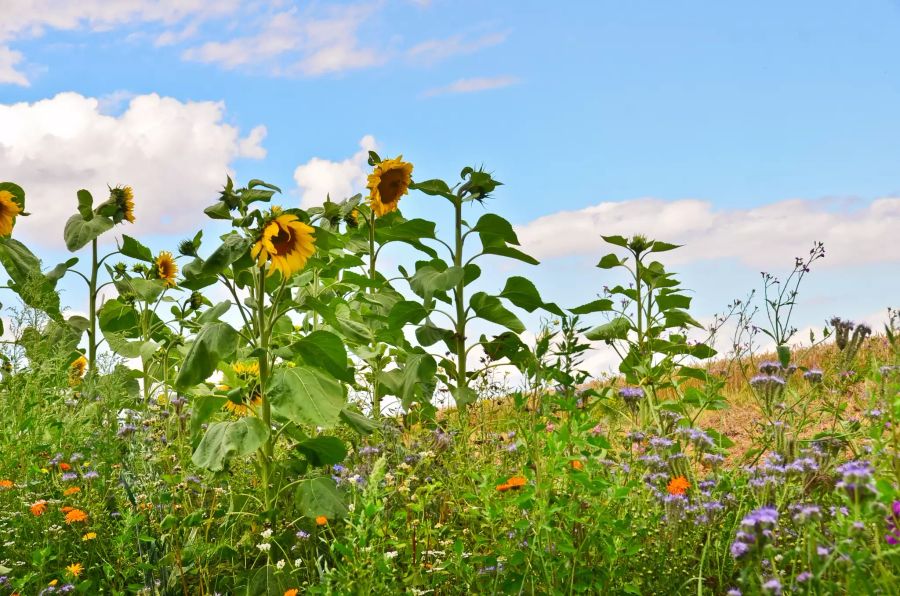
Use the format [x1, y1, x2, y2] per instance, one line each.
[791, 504, 821, 525]
[117, 423, 138, 438]
[835, 460, 876, 501]
[626, 431, 645, 443]
[730, 541, 750, 558]
[296, 530, 310, 539]
[358, 445, 381, 456]
[726, 590, 742, 596]
[762, 578, 782, 595]
[61, 472, 78, 482]
[796, 571, 812, 583]
[69, 452, 84, 462]
[618, 386, 644, 413]
[886, 501, 900, 545]
[83, 470, 99, 480]
[649, 436, 674, 450]
[816, 545, 830, 557]
[702, 453, 725, 468]
[332, 464, 346, 474]
[758, 361, 781, 375]
[750, 375, 786, 404]
[49, 453, 64, 466]
[58, 585, 75, 594]
[803, 369, 823, 383]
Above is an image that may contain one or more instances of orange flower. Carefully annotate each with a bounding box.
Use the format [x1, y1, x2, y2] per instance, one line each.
[569, 460, 584, 471]
[667, 476, 690, 496]
[59, 463, 71, 471]
[65, 508, 88, 524]
[30, 500, 47, 516]
[0, 479, 13, 489]
[66, 562, 83, 577]
[315, 515, 328, 526]
[496, 475, 527, 492]
[285, 590, 299, 596]
[63, 486, 81, 496]
[61, 506, 74, 513]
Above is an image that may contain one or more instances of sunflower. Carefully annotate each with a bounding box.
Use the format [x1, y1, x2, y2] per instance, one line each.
[222, 362, 263, 416]
[251, 213, 316, 278]
[110, 185, 135, 224]
[155, 251, 178, 287]
[367, 156, 413, 217]
[232, 361, 260, 379]
[0, 190, 22, 237]
[68, 355, 88, 386]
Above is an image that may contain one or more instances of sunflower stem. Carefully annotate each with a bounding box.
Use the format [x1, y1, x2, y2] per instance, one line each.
[368, 210, 382, 419]
[453, 193, 468, 422]
[87, 237, 98, 376]
[256, 266, 274, 518]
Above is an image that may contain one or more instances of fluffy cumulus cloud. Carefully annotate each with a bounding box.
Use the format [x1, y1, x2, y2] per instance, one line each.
[293, 135, 377, 208]
[516, 197, 900, 268]
[0, 92, 266, 246]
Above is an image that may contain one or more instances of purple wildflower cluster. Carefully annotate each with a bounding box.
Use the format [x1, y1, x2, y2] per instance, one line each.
[618, 386, 644, 413]
[835, 460, 876, 501]
[885, 501, 900, 545]
[730, 506, 779, 559]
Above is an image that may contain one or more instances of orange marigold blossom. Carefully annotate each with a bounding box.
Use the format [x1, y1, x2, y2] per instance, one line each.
[65, 508, 88, 523]
[59, 462, 71, 471]
[496, 475, 527, 492]
[315, 515, 328, 526]
[0, 479, 13, 489]
[569, 460, 584, 471]
[667, 475, 690, 496]
[61, 506, 74, 513]
[63, 486, 81, 496]
[30, 500, 47, 515]
[285, 590, 299, 596]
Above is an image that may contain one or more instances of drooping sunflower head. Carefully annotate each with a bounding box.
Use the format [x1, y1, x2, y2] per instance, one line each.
[223, 392, 262, 417]
[154, 251, 178, 287]
[251, 212, 316, 278]
[68, 355, 88, 386]
[367, 156, 413, 218]
[0, 190, 23, 237]
[109, 186, 135, 224]
[231, 360, 260, 381]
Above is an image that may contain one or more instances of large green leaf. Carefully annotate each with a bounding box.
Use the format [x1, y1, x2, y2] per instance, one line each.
[119, 235, 154, 262]
[64, 213, 114, 251]
[295, 477, 347, 519]
[0, 238, 62, 319]
[268, 366, 346, 428]
[201, 233, 251, 276]
[174, 322, 240, 390]
[499, 276, 564, 316]
[293, 330, 353, 383]
[76, 189, 93, 220]
[470, 292, 525, 333]
[408, 261, 463, 297]
[191, 417, 269, 472]
[473, 213, 539, 265]
[296, 436, 348, 467]
[585, 317, 631, 342]
[570, 299, 615, 315]
[340, 408, 378, 435]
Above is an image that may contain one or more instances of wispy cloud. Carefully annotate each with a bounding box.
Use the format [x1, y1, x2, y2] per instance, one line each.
[422, 75, 520, 97]
[407, 30, 509, 64]
[515, 196, 900, 268]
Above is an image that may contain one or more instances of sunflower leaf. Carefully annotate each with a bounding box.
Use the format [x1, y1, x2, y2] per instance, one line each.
[192, 417, 269, 472]
[268, 365, 346, 428]
[76, 189, 94, 220]
[500, 276, 564, 316]
[201, 233, 251, 277]
[470, 292, 525, 333]
[63, 213, 114, 252]
[295, 477, 347, 519]
[175, 322, 240, 390]
[119, 235, 154, 262]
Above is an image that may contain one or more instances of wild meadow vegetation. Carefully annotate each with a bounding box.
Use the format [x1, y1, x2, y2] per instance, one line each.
[0, 155, 897, 596]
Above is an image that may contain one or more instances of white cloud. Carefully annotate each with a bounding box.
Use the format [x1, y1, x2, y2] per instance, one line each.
[515, 197, 900, 268]
[182, 6, 381, 77]
[422, 75, 519, 97]
[0, 92, 266, 247]
[0, 0, 242, 85]
[293, 135, 377, 208]
[407, 30, 509, 64]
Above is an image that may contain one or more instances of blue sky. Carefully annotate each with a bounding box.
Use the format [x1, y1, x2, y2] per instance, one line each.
[1, 0, 898, 370]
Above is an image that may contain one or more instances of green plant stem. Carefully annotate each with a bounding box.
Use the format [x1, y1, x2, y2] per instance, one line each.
[88, 237, 98, 375]
[368, 211, 382, 418]
[453, 194, 467, 420]
[256, 266, 274, 517]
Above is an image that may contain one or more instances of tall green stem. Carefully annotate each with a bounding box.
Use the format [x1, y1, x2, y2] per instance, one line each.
[255, 267, 274, 514]
[453, 196, 467, 419]
[88, 238, 98, 375]
[368, 212, 382, 418]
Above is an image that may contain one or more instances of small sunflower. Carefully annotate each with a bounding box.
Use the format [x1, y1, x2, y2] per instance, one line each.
[68, 356, 88, 387]
[110, 186, 135, 224]
[251, 213, 316, 278]
[223, 393, 262, 417]
[0, 190, 22, 237]
[232, 361, 260, 379]
[367, 156, 413, 217]
[155, 251, 178, 287]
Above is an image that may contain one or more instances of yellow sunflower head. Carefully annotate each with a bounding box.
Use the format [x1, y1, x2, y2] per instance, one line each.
[250, 212, 316, 278]
[223, 392, 262, 417]
[154, 251, 178, 287]
[0, 190, 23, 237]
[231, 360, 260, 380]
[367, 156, 413, 218]
[68, 355, 88, 386]
[109, 186, 135, 224]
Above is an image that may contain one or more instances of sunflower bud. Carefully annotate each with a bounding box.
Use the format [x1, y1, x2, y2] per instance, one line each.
[189, 291, 204, 311]
[344, 209, 360, 229]
[178, 238, 198, 257]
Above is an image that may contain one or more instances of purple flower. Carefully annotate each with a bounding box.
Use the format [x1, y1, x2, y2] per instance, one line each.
[885, 500, 900, 545]
[791, 504, 821, 525]
[796, 571, 812, 583]
[803, 369, 823, 383]
[83, 470, 99, 480]
[835, 460, 876, 501]
[61, 472, 78, 482]
[296, 530, 310, 539]
[726, 589, 742, 596]
[762, 578, 782, 595]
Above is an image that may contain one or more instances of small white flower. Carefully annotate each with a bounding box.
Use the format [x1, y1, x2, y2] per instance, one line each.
[256, 542, 271, 552]
[294, 558, 303, 567]
[276, 559, 285, 570]
[385, 550, 398, 559]
[261, 528, 273, 539]
[348, 503, 355, 513]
